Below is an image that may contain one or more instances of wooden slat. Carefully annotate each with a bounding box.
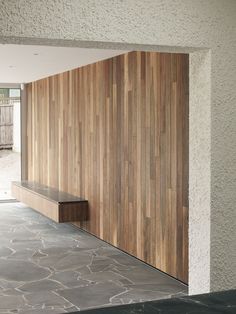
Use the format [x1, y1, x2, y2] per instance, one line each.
[24, 51, 189, 283]
[0, 104, 13, 148]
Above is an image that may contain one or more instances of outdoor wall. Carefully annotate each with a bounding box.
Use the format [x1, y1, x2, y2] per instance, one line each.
[1, 0, 236, 294]
[25, 51, 189, 283]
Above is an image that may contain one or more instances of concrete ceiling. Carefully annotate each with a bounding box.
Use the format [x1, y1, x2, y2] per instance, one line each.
[0, 44, 127, 84]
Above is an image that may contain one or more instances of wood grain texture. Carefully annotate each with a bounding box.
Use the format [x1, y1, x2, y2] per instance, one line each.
[12, 182, 88, 223]
[24, 51, 189, 283]
[0, 102, 13, 149]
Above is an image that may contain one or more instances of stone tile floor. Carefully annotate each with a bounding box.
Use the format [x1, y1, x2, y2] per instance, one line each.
[0, 203, 187, 313]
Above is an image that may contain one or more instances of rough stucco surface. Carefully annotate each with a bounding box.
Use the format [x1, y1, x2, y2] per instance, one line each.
[0, 0, 236, 294]
[189, 51, 211, 294]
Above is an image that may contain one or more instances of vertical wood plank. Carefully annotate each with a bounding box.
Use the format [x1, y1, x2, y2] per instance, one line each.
[25, 51, 189, 283]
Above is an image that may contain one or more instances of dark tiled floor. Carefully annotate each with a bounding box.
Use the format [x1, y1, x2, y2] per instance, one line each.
[77, 290, 236, 314]
[0, 203, 187, 313]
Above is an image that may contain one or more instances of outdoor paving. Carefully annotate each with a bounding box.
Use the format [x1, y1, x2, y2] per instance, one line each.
[0, 202, 187, 313]
[0, 149, 20, 200]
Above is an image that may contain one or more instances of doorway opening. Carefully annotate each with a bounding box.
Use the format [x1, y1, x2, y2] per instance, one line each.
[0, 87, 21, 201]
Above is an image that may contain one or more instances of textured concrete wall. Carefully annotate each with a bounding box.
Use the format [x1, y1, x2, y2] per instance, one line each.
[1, 0, 236, 294]
[189, 51, 211, 294]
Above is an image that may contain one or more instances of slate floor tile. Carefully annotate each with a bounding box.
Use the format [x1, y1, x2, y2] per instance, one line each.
[0, 203, 187, 313]
[57, 282, 126, 310]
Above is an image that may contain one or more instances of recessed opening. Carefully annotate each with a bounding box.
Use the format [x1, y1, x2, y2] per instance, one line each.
[0, 44, 192, 311]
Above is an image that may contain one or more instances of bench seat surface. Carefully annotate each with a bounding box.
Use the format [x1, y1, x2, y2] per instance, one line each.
[12, 181, 86, 204]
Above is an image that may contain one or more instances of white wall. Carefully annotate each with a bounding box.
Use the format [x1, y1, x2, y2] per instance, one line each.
[1, 0, 236, 294]
[189, 50, 211, 293]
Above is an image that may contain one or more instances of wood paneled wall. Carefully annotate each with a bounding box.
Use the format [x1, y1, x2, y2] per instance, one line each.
[25, 51, 189, 283]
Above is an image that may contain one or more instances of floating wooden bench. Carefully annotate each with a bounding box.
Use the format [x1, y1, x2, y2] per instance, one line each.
[12, 181, 88, 223]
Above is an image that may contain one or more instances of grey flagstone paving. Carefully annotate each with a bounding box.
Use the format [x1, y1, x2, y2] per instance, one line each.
[0, 203, 187, 313]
